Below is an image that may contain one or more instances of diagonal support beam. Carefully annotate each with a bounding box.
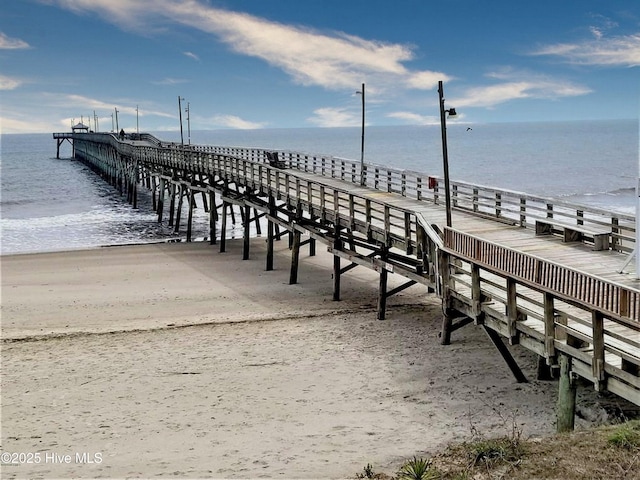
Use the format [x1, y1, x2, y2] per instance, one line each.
[483, 325, 528, 383]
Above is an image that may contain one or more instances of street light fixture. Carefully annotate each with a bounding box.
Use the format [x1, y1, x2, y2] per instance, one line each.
[356, 83, 365, 186]
[438, 80, 457, 228]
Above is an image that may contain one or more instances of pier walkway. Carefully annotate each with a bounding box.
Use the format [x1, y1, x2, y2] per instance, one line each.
[54, 131, 640, 428]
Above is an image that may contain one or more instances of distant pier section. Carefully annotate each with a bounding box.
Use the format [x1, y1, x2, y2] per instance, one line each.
[54, 128, 640, 430]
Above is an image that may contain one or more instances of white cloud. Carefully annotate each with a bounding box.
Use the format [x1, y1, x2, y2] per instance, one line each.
[0, 32, 30, 49]
[211, 114, 266, 129]
[0, 74, 23, 90]
[406, 71, 451, 90]
[307, 107, 360, 127]
[451, 70, 592, 108]
[45, 93, 175, 119]
[184, 51, 199, 61]
[533, 32, 640, 67]
[387, 111, 440, 125]
[48, 0, 447, 95]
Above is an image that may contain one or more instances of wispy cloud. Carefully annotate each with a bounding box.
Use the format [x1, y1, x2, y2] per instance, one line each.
[45, 93, 174, 119]
[307, 107, 360, 127]
[184, 51, 199, 61]
[532, 30, 640, 67]
[211, 114, 266, 129]
[151, 77, 189, 86]
[451, 69, 591, 108]
[0, 74, 23, 90]
[47, 0, 449, 94]
[0, 32, 30, 49]
[386, 111, 440, 125]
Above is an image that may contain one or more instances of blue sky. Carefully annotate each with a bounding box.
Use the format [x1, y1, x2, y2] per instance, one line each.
[1, 0, 638, 134]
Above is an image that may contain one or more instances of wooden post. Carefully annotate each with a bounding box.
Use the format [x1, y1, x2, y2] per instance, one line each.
[539, 292, 556, 380]
[507, 277, 519, 344]
[174, 184, 184, 233]
[132, 174, 138, 209]
[440, 249, 453, 344]
[592, 310, 605, 391]
[471, 263, 482, 322]
[377, 246, 389, 320]
[186, 188, 194, 242]
[157, 178, 165, 223]
[220, 202, 228, 253]
[151, 176, 157, 212]
[209, 185, 217, 245]
[557, 354, 576, 432]
[333, 231, 342, 301]
[253, 208, 262, 235]
[266, 197, 275, 271]
[290, 226, 301, 284]
[243, 204, 250, 260]
[168, 181, 177, 227]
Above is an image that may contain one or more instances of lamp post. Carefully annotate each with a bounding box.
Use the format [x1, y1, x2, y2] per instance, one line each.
[185, 102, 191, 145]
[178, 96, 185, 145]
[114, 107, 119, 133]
[636, 115, 640, 279]
[438, 80, 457, 228]
[356, 83, 365, 186]
[136, 105, 139, 134]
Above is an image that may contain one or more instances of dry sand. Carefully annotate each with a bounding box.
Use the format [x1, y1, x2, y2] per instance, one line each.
[0, 238, 603, 479]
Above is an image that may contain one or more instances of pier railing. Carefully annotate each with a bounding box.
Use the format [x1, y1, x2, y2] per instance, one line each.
[443, 227, 640, 402]
[198, 143, 635, 253]
[67, 132, 637, 253]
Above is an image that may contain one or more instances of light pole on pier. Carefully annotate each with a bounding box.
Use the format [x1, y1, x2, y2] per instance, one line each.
[114, 107, 120, 133]
[438, 80, 457, 228]
[136, 105, 139, 134]
[178, 96, 185, 145]
[185, 102, 191, 145]
[356, 83, 365, 186]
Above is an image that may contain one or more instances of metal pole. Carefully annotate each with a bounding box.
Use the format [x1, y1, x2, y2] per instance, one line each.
[360, 83, 365, 186]
[136, 105, 139, 134]
[115, 108, 119, 132]
[438, 80, 452, 228]
[636, 107, 640, 279]
[178, 96, 184, 145]
[186, 102, 191, 145]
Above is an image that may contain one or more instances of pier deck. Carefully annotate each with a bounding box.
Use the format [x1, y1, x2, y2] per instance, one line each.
[56, 131, 640, 425]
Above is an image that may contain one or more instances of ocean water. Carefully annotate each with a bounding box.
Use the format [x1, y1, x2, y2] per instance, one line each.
[1, 120, 637, 255]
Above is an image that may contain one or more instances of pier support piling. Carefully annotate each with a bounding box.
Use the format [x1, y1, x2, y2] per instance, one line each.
[243, 204, 250, 260]
[289, 226, 301, 284]
[557, 354, 577, 432]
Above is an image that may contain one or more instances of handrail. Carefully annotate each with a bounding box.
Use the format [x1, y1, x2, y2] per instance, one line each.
[64, 131, 636, 253]
[444, 227, 640, 325]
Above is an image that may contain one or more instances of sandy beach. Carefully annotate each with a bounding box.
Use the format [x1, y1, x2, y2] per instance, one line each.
[1, 238, 608, 478]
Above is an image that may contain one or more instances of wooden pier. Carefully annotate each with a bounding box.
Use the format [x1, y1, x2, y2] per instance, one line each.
[54, 131, 640, 428]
